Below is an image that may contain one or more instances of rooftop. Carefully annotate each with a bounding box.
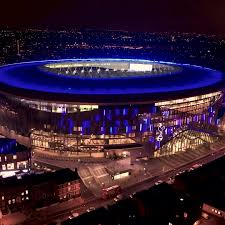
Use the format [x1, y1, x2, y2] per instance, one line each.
[0, 138, 28, 154]
[0, 168, 80, 191]
[0, 59, 224, 104]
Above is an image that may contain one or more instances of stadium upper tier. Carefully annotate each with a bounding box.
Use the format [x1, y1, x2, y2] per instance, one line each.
[0, 58, 224, 104]
[42, 60, 181, 78]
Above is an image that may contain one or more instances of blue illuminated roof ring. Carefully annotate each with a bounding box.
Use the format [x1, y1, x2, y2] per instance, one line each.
[0, 58, 224, 104]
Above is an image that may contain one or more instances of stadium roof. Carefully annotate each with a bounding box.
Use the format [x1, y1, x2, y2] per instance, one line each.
[0, 58, 224, 104]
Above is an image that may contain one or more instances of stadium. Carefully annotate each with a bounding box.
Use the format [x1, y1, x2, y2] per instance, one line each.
[0, 58, 224, 160]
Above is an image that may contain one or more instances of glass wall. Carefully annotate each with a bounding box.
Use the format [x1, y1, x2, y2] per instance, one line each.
[0, 91, 222, 157]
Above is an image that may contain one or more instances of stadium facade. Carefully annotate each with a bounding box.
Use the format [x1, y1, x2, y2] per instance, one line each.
[0, 58, 224, 159]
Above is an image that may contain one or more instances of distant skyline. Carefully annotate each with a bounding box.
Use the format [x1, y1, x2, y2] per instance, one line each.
[1, 0, 225, 34]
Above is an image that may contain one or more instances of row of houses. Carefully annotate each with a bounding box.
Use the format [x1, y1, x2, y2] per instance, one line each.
[0, 168, 81, 213]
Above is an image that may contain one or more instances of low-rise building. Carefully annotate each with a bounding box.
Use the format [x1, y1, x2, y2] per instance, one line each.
[0, 138, 31, 177]
[0, 168, 81, 212]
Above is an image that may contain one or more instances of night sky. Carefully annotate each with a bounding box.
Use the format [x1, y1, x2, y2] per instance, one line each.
[1, 0, 225, 33]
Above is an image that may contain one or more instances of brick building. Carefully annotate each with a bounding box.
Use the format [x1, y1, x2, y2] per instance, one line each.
[0, 168, 81, 212]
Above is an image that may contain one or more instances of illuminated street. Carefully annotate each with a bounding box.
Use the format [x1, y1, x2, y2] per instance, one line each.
[21, 135, 225, 224]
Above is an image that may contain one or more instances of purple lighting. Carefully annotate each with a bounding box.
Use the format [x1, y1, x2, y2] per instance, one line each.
[0, 59, 224, 104]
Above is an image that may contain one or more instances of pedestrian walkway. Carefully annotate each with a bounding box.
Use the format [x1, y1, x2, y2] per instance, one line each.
[158, 145, 211, 168]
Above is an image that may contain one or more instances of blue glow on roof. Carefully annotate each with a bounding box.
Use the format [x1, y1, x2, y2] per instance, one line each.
[0, 138, 17, 154]
[0, 58, 224, 99]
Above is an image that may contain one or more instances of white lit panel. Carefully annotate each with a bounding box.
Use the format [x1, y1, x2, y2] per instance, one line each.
[129, 63, 153, 72]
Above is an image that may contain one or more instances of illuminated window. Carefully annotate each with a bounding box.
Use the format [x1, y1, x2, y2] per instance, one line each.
[4, 156, 7, 161]
[2, 165, 6, 171]
[68, 187, 71, 191]
[25, 190, 28, 194]
[7, 163, 14, 170]
[13, 155, 17, 160]
[73, 126, 83, 132]
[2, 196, 4, 200]
[21, 192, 24, 196]
[26, 197, 29, 200]
[12, 199, 15, 204]
[68, 182, 71, 186]
[8, 200, 11, 204]
[17, 161, 27, 169]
